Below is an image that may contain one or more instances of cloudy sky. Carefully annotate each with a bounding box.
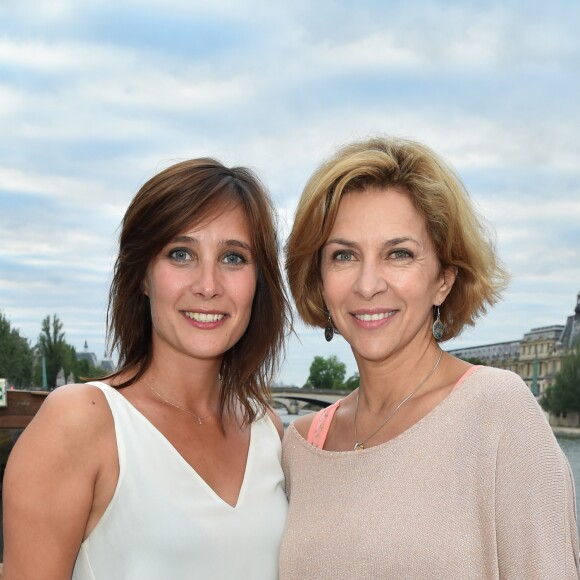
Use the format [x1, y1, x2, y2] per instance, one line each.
[1, 0, 579, 386]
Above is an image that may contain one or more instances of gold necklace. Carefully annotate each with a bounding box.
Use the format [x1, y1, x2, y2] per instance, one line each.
[353, 349, 443, 451]
[144, 378, 213, 425]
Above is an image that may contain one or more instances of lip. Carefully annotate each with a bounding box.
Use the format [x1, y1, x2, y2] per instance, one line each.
[182, 309, 229, 329]
[350, 308, 397, 329]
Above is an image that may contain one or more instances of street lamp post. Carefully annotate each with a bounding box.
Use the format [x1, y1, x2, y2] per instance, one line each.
[42, 355, 48, 390]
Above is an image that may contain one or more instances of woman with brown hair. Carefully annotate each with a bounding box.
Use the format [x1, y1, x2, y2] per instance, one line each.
[280, 136, 579, 579]
[3, 158, 291, 579]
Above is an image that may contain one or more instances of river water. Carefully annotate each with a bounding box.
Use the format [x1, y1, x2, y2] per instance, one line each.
[556, 434, 580, 536]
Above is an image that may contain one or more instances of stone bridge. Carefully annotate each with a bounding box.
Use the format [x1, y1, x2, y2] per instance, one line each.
[269, 386, 350, 414]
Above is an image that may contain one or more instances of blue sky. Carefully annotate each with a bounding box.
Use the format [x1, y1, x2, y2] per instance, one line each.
[1, 0, 579, 386]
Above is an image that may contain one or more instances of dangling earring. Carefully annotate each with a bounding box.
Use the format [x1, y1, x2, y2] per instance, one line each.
[432, 306, 445, 340]
[324, 313, 334, 342]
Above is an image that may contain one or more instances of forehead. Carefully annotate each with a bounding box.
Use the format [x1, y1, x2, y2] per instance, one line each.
[331, 186, 428, 235]
[177, 202, 252, 240]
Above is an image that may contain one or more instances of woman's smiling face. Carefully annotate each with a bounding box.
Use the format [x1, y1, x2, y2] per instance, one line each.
[144, 203, 257, 364]
[321, 187, 455, 364]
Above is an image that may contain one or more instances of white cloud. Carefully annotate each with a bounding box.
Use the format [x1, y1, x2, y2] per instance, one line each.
[0, 165, 123, 207]
[1, 0, 579, 383]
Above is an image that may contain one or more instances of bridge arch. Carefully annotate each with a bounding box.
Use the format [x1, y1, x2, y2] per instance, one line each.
[269, 387, 351, 415]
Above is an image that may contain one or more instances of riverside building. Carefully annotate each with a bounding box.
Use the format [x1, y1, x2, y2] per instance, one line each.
[448, 290, 580, 397]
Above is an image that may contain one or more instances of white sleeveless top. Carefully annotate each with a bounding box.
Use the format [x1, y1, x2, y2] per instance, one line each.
[72, 381, 287, 580]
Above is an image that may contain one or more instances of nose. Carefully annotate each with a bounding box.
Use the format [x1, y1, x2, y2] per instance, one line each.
[191, 261, 224, 299]
[353, 260, 388, 300]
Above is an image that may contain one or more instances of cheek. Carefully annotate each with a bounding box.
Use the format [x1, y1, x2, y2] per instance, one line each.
[236, 274, 258, 313]
[395, 277, 422, 295]
[322, 269, 348, 302]
[392, 268, 431, 293]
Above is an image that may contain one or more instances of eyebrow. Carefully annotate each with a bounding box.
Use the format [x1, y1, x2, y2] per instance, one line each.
[171, 236, 253, 252]
[325, 236, 420, 249]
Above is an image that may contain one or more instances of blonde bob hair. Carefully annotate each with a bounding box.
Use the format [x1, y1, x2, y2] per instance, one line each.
[285, 135, 509, 341]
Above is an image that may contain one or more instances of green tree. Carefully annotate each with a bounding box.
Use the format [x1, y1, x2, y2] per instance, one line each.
[344, 372, 360, 390]
[62, 343, 81, 381]
[540, 341, 580, 416]
[0, 312, 34, 388]
[305, 355, 346, 389]
[36, 314, 68, 389]
[76, 357, 104, 382]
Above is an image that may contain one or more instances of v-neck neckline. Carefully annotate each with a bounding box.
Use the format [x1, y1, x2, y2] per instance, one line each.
[92, 381, 254, 509]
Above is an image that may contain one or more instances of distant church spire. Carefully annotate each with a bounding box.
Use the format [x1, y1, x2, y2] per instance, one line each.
[84, 340, 89, 351]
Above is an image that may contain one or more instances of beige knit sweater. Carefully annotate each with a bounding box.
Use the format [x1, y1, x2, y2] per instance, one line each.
[279, 367, 579, 579]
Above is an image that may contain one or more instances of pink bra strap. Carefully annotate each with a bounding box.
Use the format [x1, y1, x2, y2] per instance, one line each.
[307, 400, 341, 449]
[452, 365, 481, 392]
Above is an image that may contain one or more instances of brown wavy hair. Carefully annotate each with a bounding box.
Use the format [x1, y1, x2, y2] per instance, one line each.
[285, 135, 509, 341]
[105, 158, 291, 424]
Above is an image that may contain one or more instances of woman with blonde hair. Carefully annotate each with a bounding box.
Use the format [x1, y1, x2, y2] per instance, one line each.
[280, 135, 579, 579]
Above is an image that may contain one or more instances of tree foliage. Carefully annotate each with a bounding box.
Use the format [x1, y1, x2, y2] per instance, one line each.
[541, 342, 580, 415]
[76, 357, 105, 382]
[344, 372, 360, 390]
[36, 314, 69, 389]
[0, 312, 34, 388]
[1, 311, 108, 389]
[305, 355, 347, 389]
[62, 343, 81, 381]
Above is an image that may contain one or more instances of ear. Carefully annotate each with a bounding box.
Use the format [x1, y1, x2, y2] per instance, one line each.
[435, 265, 457, 305]
[143, 278, 149, 297]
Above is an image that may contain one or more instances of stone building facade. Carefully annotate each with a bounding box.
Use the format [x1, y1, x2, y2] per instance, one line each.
[76, 341, 115, 373]
[447, 290, 580, 397]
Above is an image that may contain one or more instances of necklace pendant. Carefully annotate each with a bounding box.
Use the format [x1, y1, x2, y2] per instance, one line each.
[196, 416, 203, 425]
[353, 442, 365, 451]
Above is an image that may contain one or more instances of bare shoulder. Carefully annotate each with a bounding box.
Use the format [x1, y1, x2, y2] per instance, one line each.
[265, 407, 284, 439]
[41, 381, 109, 408]
[290, 412, 317, 440]
[29, 382, 113, 436]
[6, 382, 115, 478]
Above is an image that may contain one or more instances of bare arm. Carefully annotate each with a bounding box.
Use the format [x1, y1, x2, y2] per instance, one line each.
[2, 384, 115, 579]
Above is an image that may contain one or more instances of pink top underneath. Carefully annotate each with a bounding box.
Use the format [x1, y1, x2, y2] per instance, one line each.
[307, 365, 481, 449]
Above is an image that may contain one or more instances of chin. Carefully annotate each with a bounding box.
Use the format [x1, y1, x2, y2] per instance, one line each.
[351, 344, 393, 363]
[357, 352, 392, 364]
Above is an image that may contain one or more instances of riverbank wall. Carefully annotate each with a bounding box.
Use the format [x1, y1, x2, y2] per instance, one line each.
[552, 426, 580, 437]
